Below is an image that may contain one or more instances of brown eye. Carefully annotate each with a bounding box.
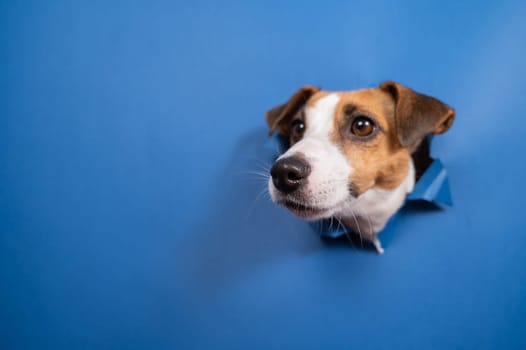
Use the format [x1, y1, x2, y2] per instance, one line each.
[290, 119, 305, 142]
[350, 116, 375, 137]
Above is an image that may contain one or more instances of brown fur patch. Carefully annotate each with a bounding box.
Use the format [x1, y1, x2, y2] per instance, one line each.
[379, 81, 455, 149]
[330, 88, 411, 194]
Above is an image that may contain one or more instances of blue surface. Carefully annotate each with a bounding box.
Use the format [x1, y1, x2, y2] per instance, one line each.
[407, 158, 452, 206]
[1, 1, 526, 349]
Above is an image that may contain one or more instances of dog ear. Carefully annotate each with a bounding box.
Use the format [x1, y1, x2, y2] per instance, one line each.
[379, 81, 455, 149]
[265, 86, 319, 136]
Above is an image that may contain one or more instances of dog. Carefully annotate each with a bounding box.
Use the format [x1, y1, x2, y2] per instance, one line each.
[265, 81, 455, 253]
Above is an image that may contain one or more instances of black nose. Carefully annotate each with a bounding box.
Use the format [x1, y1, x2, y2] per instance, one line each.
[270, 156, 311, 193]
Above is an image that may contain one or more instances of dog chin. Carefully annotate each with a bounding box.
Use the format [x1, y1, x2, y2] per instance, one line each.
[277, 199, 333, 221]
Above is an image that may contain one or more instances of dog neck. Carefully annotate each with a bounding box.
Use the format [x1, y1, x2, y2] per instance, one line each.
[340, 158, 415, 238]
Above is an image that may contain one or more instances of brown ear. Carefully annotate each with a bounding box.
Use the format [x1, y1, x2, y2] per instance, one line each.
[379, 81, 455, 149]
[265, 86, 319, 136]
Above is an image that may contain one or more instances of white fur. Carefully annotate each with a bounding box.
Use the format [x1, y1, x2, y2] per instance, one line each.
[269, 94, 351, 216]
[340, 160, 415, 239]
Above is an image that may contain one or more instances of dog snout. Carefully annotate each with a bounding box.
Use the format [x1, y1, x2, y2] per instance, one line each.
[270, 156, 311, 193]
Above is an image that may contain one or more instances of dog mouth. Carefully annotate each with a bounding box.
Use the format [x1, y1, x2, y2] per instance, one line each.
[280, 199, 329, 219]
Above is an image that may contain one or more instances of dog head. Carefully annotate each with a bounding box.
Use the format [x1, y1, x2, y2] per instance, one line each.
[266, 81, 455, 221]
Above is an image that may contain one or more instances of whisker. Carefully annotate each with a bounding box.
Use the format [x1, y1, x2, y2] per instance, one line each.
[350, 209, 364, 248]
[234, 168, 271, 184]
[336, 215, 354, 248]
[254, 161, 271, 173]
[313, 218, 321, 234]
[316, 220, 323, 236]
[245, 185, 271, 220]
[246, 157, 272, 169]
[240, 171, 270, 177]
[233, 169, 268, 176]
[272, 141, 283, 157]
[365, 213, 374, 238]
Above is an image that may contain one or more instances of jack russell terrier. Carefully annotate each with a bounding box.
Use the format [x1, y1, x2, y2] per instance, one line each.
[265, 81, 455, 253]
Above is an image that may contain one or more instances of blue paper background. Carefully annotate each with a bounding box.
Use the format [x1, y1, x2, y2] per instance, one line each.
[2, 1, 526, 349]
